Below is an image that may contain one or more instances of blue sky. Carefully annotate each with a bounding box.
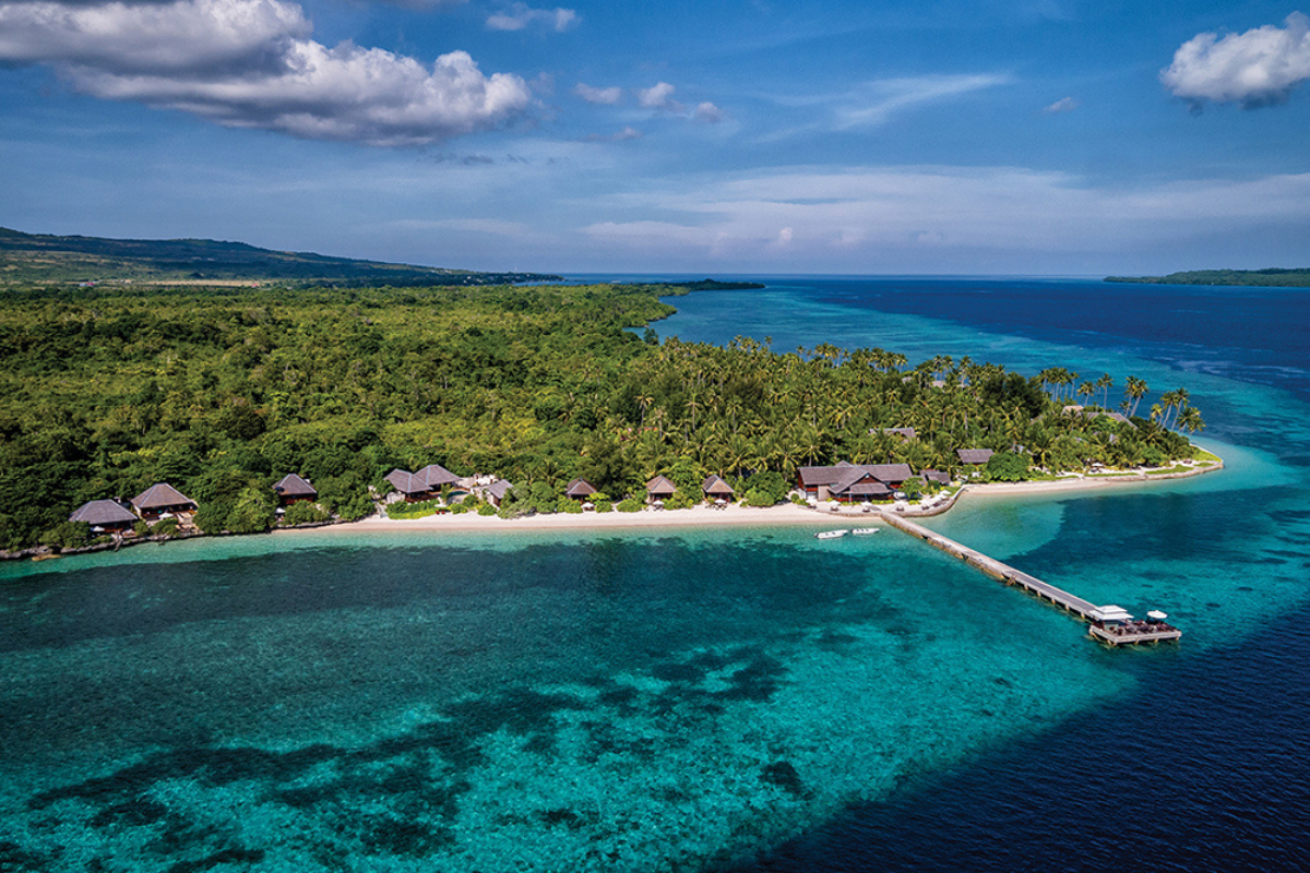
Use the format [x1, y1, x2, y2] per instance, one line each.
[2, 0, 1309, 274]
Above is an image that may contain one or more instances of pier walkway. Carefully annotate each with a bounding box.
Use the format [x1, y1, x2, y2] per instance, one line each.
[877, 510, 1180, 645]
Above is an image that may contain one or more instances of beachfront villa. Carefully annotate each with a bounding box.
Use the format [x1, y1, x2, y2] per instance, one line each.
[646, 475, 677, 504]
[702, 475, 735, 502]
[565, 478, 597, 501]
[957, 448, 995, 467]
[385, 464, 461, 502]
[273, 474, 317, 505]
[483, 479, 513, 508]
[130, 483, 197, 520]
[68, 499, 138, 532]
[798, 461, 914, 502]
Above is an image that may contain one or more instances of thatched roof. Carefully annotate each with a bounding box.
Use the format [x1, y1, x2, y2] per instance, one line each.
[131, 483, 195, 511]
[921, 469, 951, 485]
[646, 475, 677, 496]
[957, 448, 995, 465]
[487, 479, 513, 500]
[69, 499, 137, 526]
[828, 468, 891, 498]
[800, 461, 911, 487]
[565, 478, 596, 498]
[878, 427, 916, 440]
[702, 475, 734, 496]
[273, 474, 316, 498]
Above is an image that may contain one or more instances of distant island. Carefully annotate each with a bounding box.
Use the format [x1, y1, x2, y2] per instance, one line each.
[1105, 268, 1310, 287]
[0, 226, 561, 287]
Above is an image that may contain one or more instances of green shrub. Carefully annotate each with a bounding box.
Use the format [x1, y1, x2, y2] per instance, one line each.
[450, 503, 469, 514]
[283, 501, 330, 525]
[617, 497, 643, 512]
[476, 503, 497, 516]
[39, 521, 90, 551]
[558, 496, 584, 514]
[594, 499, 613, 513]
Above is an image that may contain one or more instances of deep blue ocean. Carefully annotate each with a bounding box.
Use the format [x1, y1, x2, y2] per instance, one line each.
[2, 277, 1308, 872]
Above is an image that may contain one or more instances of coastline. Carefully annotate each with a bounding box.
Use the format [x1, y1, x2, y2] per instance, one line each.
[288, 459, 1225, 538]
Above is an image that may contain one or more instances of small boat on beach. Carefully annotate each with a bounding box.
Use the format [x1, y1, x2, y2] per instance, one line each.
[816, 529, 849, 540]
[851, 528, 879, 536]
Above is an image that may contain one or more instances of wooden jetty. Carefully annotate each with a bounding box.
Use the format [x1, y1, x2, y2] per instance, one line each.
[877, 511, 1180, 646]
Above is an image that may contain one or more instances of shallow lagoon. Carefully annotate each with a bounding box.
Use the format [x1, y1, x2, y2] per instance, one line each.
[3, 277, 1310, 871]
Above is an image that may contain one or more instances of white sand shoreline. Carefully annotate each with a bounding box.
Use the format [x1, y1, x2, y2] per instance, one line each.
[285, 460, 1223, 538]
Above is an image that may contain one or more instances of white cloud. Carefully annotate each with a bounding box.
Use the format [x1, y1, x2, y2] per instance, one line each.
[1162, 12, 1310, 108]
[579, 166, 1310, 265]
[583, 126, 642, 143]
[486, 3, 578, 33]
[1042, 96, 1079, 113]
[693, 101, 725, 123]
[0, 0, 532, 146]
[834, 74, 1012, 129]
[637, 81, 683, 112]
[574, 82, 621, 104]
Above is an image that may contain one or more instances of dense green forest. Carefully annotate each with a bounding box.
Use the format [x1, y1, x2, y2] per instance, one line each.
[0, 227, 560, 286]
[1105, 268, 1310, 287]
[0, 281, 1204, 552]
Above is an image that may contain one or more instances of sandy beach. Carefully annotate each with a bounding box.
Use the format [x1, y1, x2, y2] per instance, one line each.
[293, 460, 1223, 538]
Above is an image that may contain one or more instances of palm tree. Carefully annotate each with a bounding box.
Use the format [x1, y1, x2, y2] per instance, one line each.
[1124, 376, 1148, 417]
[1096, 373, 1114, 409]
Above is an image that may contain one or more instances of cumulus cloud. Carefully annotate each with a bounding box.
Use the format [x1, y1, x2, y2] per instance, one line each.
[574, 82, 621, 104]
[1042, 96, 1079, 113]
[1162, 12, 1310, 108]
[486, 3, 577, 32]
[637, 81, 683, 112]
[0, 0, 532, 146]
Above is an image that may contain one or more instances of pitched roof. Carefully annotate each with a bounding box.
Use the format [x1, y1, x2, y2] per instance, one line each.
[920, 469, 951, 485]
[487, 479, 513, 500]
[864, 463, 913, 482]
[69, 499, 138, 526]
[828, 469, 891, 497]
[131, 483, 195, 510]
[273, 474, 316, 498]
[417, 463, 460, 488]
[957, 448, 995, 465]
[385, 469, 430, 495]
[565, 478, 596, 497]
[702, 475, 735, 495]
[798, 463, 857, 487]
[878, 427, 916, 440]
[646, 475, 677, 495]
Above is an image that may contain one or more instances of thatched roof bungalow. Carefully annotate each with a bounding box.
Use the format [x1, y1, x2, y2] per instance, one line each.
[130, 483, 197, 519]
[957, 448, 995, 466]
[273, 474, 317, 505]
[827, 467, 892, 503]
[565, 478, 597, 500]
[69, 499, 137, 531]
[798, 461, 912, 499]
[646, 475, 677, 503]
[876, 427, 917, 440]
[921, 469, 951, 486]
[702, 475, 735, 500]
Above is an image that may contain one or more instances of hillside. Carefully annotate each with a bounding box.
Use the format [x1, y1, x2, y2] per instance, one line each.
[0, 227, 560, 286]
[1105, 268, 1310, 287]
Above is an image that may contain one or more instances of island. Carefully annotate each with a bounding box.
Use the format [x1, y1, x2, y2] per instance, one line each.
[0, 236, 1219, 559]
[1105, 268, 1310, 287]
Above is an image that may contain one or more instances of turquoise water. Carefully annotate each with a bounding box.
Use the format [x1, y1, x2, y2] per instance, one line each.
[3, 277, 1309, 871]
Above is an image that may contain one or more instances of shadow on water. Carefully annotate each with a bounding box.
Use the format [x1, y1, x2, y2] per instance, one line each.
[731, 599, 1310, 873]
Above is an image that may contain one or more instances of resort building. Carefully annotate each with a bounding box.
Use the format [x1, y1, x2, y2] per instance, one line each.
[798, 461, 913, 501]
[68, 499, 138, 532]
[564, 478, 597, 501]
[385, 463, 461, 502]
[646, 475, 677, 504]
[875, 427, 917, 440]
[130, 483, 197, 520]
[920, 469, 952, 487]
[957, 448, 995, 467]
[483, 479, 513, 508]
[702, 475, 735, 502]
[273, 474, 317, 505]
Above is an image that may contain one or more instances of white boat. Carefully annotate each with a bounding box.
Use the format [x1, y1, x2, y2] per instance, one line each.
[851, 528, 879, 536]
[815, 529, 849, 540]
